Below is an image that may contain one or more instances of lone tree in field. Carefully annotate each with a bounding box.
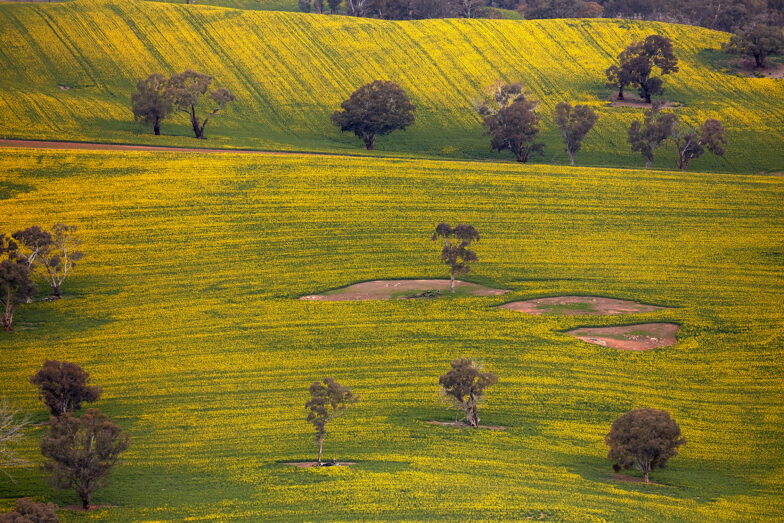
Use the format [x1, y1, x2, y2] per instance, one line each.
[477, 82, 544, 163]
[167, 70, 236, 140]
[553, 102, 599, 165]
[305, 378, 358, 466]
[0, 235, 35, 332]
[41, 409, 129, 510]
[605, 408, 686, 483]
[14, 223, 83, 298]
[0, 400, 32, 476]
[672, 118, 727, 170]
[722, 24, 784, 68]
[30, 360, 102, 418]
[0, 497, 59, 523]
[614, 35, 679, 103]
[331, 80, 415, 150]
[131, 73, 172, 136]
[628, 102, 678, 168]
[439, 358, 498, 428]
[431, 223, 480, 293]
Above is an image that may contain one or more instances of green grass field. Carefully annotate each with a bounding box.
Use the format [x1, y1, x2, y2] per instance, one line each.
[1, 148, 783, 520]
[0, 0, 782, 172]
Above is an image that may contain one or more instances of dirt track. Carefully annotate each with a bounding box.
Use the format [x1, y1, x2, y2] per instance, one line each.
[0, 138, 326, 156]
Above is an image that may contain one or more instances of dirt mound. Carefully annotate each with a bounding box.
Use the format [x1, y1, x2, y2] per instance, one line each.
[425, 420, 505, 430]
[607, 93, 680, 108]
[300, 279, 510, 301]
[568, 323, 679, 351]
[499, 296, 665, 316]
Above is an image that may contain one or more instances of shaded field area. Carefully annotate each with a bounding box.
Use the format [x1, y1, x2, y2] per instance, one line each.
[0, 0, 783, 172]
[301, 279, 510, 300]
[0, 148, 783, 519]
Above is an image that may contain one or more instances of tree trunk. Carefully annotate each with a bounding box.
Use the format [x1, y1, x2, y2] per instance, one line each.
[191, 107, 203, 139]
[617, 85, 625, 101]
[364, 135, 375, 150]
[568, 151, 575, 166]
[52, 284, 61, 298]
[80, 490, 90, 510]
[317, 437, 323, 466]
[645, 158, 652, 168]
[450, 266, 456, 293]
[643, 469, 649, 483]
[2, 312, 12, 332]
[755, 54, 764, 68]
[464, 397, 479, 428]
[153, 119, 160, 136]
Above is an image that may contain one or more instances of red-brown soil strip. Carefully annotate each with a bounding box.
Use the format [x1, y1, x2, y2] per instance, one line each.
[300, 279, 510, 301]
[568, 323, 679, 351]
[499, 296, 665, 316]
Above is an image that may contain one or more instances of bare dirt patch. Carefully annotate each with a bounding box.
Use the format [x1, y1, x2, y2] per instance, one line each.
[607, 93, 680, 108]
[425, 420, 506, 430]
[300, 279, 510, 301]
[736, 59, 784, 79]
[609, 472, 665, 486]
[499, 296, 665, 316]
[568, 323, 679, 351]
[62, 504, 119, 511]
[286, 461, 356, 468]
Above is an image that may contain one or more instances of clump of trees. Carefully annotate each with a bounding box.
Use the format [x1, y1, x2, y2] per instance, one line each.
[431, 223, 480, 293]
[30, 360, 102, 418]
[553, 102, 599, 165]
[628, 103, 726, 169]
[439, 358, 498, 428]
[41, 409, 129, 510]
[305, 378, 358, 465]
[0, 498, 59, 523]
[606, 35, 679, 103]
[477, 82, 544, 163]
[606, 408, 686, 483]
[132, 70, 236, 139]
[332, 80, 416, 150]
[723, 24, 784, 68]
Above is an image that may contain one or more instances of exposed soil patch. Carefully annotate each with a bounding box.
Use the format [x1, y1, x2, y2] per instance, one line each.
[300, 279, 510, 301]
[499, 296, 665, 316]
[568, 323, 679, 351]
[286, 461, 356, 468]
[608, 93, 680, 108]
[736, 59, 784, 79]
[425, 420, 506, 430]
[609, 472, 665, 486]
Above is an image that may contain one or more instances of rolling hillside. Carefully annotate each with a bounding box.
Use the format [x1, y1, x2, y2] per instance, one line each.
[1, 149, 783, 520]
[0, 0, 782, 171]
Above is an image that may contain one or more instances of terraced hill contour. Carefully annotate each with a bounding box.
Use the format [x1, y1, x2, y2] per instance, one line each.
[0, 0, 782, 171]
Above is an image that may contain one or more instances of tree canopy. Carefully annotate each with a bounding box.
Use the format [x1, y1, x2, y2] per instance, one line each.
[331, 80, 416, 150]
[30, 360, 102, 418]
[606, 408, 686, 482]
[13, 223, 83, 298]
[41, 409, 129, 510]
[439, 358, 498, 428]
[477, 82, 544, 162]
[131, 73, 172, 136]
[431, 223, 480, 293]
[0, 235, 35, 332]
[628, 102, 678, 167]
[611, 35, 679, 103]
[672, 118, 727, 170]
[723, 24, 784, 68]
[167, 70, 236, 139]
[553, 102, 599, 165]
[305, 378, 358, 465]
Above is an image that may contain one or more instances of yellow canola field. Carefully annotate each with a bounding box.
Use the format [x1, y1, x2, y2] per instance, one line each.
[0, 0, 782, 171]
[0, 148, 783, 520]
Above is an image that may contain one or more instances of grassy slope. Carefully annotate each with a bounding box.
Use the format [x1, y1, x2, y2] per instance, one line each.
[1, 149, 783, 520]
[0, 0, 782, 172]
[149, 0, 300, 11]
